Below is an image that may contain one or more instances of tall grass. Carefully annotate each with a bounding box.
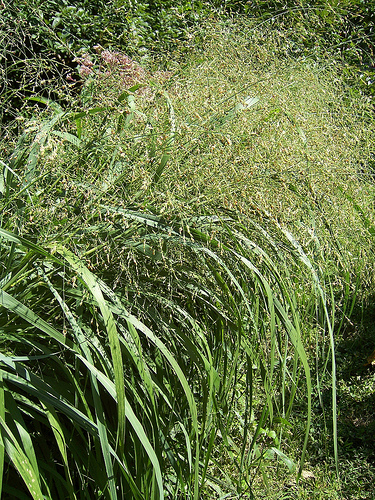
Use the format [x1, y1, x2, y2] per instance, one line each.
[1, 15, 375, 499]
[0, 214, 323, 498]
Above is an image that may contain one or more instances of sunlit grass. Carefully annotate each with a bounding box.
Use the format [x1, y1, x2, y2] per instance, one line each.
[1, 14, 375, 500]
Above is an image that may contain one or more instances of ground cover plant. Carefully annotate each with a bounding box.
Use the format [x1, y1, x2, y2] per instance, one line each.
[1, 3, 375, 500]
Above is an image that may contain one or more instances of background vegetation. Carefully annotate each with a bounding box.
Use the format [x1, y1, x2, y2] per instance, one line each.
[1, 1, 375, 499]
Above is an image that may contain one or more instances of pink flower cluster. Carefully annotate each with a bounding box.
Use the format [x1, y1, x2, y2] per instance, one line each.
[100, 50, 136, 70]
[78, 54, 94, 78]
[77, 47, 146, 89]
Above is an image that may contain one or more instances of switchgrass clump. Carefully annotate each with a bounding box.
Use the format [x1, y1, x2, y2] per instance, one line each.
[1, 14, 375, 500]
[162, 21, 374, 224]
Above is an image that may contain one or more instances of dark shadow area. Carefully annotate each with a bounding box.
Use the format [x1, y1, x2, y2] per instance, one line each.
[335, 296, 375, 499]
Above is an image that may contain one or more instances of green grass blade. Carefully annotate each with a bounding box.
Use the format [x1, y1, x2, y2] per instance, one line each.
[4, 393, 40, 482]
[37, 265, 119, 498]
[0, 289, 73, 349]
[51, 130, 82, 148]
[41, 404, 77, 500]
[54, 246, 126, 455]
[0, 371, 4, 498]
[0, 228, 63, 265]
[97, 278, 199, 497]
[151, 89, 176, 186]
[0, 415, 44, 500]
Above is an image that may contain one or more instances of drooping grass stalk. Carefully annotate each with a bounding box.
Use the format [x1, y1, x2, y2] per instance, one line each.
[0, 199, 327, 498]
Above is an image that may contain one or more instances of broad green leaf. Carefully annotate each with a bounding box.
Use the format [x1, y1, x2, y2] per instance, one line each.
[51, 130, 82, 147]
[270, 447, 295, 473]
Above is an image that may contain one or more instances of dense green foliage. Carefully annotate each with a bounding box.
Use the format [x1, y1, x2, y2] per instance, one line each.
[1, 1, 375, 499]
[1, 0, 374, 126]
